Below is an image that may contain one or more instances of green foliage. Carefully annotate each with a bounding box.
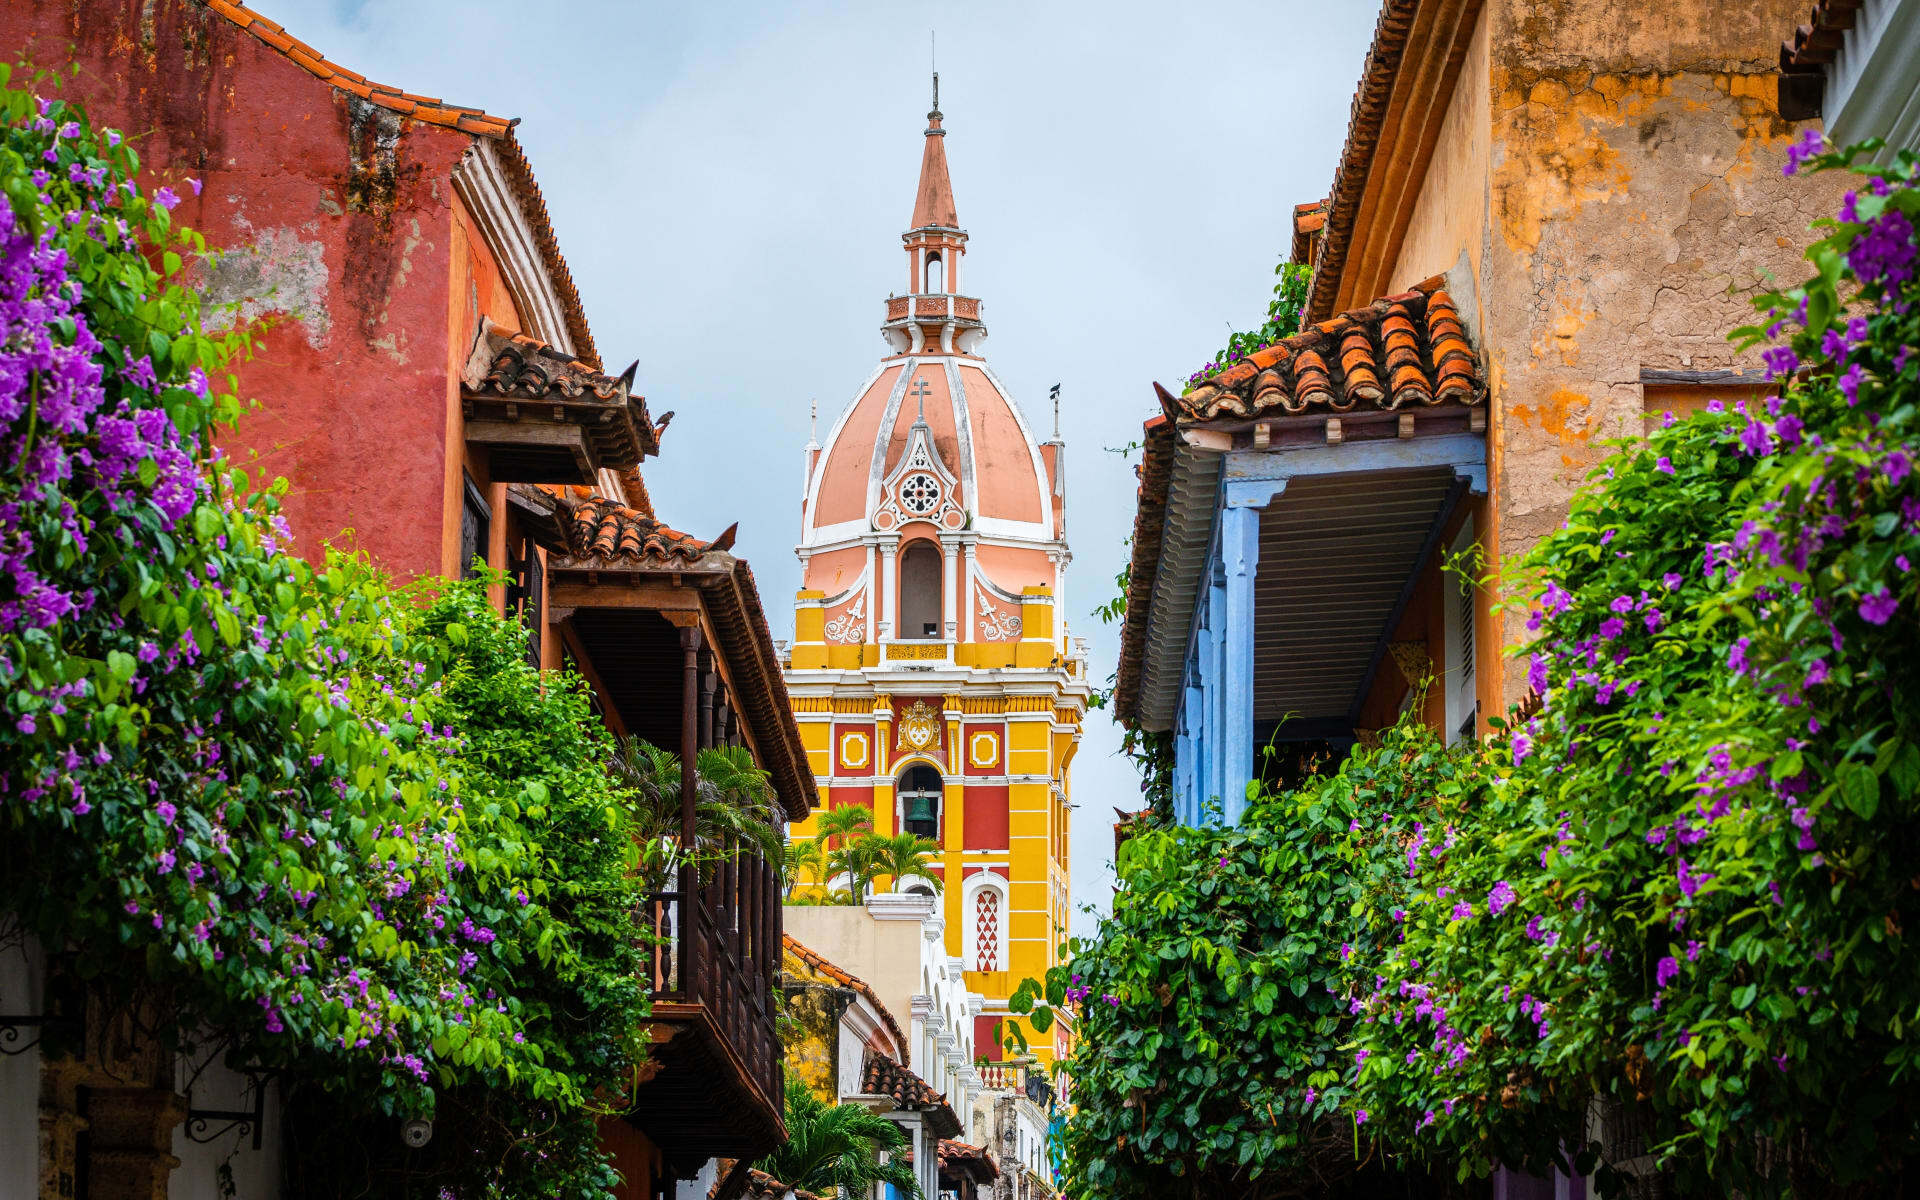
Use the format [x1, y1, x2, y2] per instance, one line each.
[792, 803, 940, 903]
[1181, 261, 1312, 393]
[756, 1077, 925, 1199]
[0, 73, 653, 1198]
[1343, 138, 1920, 1195]
[1019, 721, 1476, 1199]
[607, 736, 785, 892]
[1044, 138, 1920, 1198]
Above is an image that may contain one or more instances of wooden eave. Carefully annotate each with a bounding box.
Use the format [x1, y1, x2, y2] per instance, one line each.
[461, 388, 649, 485]
[544, 557, 816, 821]
[505, 483, 571, 554]
[1309, 0, 1485, 322]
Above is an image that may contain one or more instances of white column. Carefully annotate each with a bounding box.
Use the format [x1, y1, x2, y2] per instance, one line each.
[863, 542, 877, 643]
[961, 542, 978, 641]
[880, 541, 898, 640]
[942, 540, 959, 638]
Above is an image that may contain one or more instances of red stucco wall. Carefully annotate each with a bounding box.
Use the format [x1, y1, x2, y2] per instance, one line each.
[3, 0, 472, 579]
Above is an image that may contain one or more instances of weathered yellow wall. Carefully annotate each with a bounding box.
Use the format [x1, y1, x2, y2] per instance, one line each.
[1476, 0, 1849, 702]
[782, 906, 922, 1037]
[781, 947, 844, 1102]
[1390, 6, 1492, 299]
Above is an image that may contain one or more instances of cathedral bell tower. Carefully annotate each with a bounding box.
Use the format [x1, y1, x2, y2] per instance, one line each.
[783, 81, 1087, 1068]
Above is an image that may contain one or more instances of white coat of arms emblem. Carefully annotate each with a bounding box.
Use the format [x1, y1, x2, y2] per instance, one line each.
[896, 699, 941, 753]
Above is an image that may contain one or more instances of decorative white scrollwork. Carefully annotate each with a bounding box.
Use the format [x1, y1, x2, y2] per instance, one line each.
[825, 594, 866, 644]
[977, 600, 1023, 642]
[900, 471, 942, 515]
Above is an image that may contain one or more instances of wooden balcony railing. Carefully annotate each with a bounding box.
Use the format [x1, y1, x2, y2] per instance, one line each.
[640, 853, 783, 1147]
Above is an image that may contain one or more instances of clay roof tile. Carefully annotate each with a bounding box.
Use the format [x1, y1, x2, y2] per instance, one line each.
[859, 1052, 962, 1139]
[782, 935, 910, 1055]
[1170, 279, 1480, 421]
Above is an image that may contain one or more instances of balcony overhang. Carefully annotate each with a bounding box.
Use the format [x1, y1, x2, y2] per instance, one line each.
[1116, 278, 1487, 734]
[460, 321, 662, 485]
[630, 997, 785, 1170]
[535, 492, 815, 820]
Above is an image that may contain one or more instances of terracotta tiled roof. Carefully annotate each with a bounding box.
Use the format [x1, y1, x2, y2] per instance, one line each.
[1290, 199, 1328, 267]
[860, 1052, 963, 1139]
[565, 495, 731, 565]
[1114, 277, 1483, 724]
[938, 1139, 1000, 1182]
[490, 136, 601, 368]
[469, 325, 661, 461]
[783, 935, 910, 1057]
[1176, 278, 1480, 421]
[1113, 412, 1178, 725]
[204, 0, 512, 133]
[200, 0, 599, 367]
[1780, 1, 1862, 72]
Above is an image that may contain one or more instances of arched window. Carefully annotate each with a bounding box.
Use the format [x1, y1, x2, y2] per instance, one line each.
[963, 872, 1008, 972]
[925, 252, 943, 294]
[898, 764, 942, 841]
[899, 540, 943, 639]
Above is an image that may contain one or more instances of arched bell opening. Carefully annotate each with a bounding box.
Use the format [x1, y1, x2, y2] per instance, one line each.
[897, 762, 943, 843]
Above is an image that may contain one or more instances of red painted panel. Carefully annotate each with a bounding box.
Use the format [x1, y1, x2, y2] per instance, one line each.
[964, 784, 1010, 850]
[833, 723, 875, 774]
[0, 2, 471, 580]
[974, 1015, 1004, 1061]
[828, 785, 875, 812]
[961, 722, 1004, 776]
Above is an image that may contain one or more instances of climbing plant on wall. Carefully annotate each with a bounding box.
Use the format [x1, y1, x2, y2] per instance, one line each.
[1025, 137, 1920, 1199]
[0, 68, 651, 1199]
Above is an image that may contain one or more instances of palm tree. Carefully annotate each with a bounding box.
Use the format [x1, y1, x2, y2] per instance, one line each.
[607, 737, 785, 891]
[859, 832, 942, 894]
[826, 837, 880, 904]
[757, 1077, 923, 1199]
[814, 802, 873, 850]
[783, 837, 826, 897]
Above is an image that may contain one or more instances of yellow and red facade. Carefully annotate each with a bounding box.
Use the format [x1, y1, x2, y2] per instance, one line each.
[784, 88, 1086, 1064]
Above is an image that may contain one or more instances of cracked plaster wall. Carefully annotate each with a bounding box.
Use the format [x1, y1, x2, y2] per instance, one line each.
[0, 0, 474, 579]
[1385, 0, 1853, 703]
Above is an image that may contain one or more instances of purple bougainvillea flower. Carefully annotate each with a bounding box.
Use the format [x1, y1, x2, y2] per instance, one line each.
[1783, 128, 1825, 175]
[1488, 881, 1516, 917]
[1656, 456, 1675, 474]
[1656, 956, 1680, 988]
[1860, 589, 1899, 626]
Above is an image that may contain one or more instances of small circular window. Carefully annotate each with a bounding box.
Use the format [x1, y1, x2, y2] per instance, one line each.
[900, 472, 942, 515]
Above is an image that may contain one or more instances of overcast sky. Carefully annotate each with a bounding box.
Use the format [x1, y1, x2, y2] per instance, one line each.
[283, 0, 1381, 937]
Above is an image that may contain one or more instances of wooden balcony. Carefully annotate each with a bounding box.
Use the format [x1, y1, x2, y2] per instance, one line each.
[629, 856, 785, 1171]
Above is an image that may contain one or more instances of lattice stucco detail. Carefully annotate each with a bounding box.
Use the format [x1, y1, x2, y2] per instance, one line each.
[975, 888, 1001, 971]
